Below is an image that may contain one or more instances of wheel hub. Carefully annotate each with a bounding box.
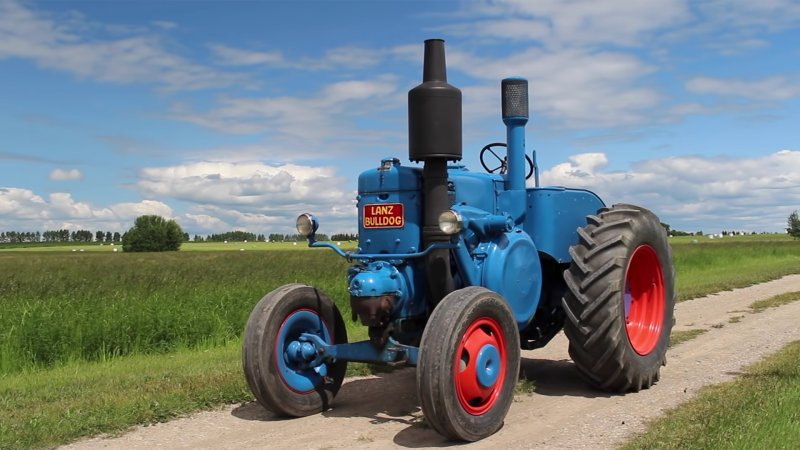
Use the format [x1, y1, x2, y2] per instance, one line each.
[624, 244, 666, 355]
[276, 309, 331, 393]
[475, 344, 500, 388]
[455, 318, 507, 415]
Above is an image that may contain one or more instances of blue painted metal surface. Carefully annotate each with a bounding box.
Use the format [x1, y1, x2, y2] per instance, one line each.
[300, 333, 420, 365]
[476, 344, 500, 388]
[504, 120, 527, 192]
[347, 260, 426, 319]
[357, 157, 422, 255]
[448, 168, 502, 214]
[309, 239, 454, 261]
[276, 309, 332, 392]
[296, 73, 607, 358]
[481, 230, 542, 328]
[524, 187, 605, 263]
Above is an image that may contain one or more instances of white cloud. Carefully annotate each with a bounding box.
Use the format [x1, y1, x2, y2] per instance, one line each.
[686, 76, 800, 101]
[695, 0, 800, 31]
[540, 150, 800, 232]
[0, 187, 47, 220]
[135, 161, 357, 233]
[150, 20, 177, 31]
[170, 76, 403, 160]
[442, 0, 691, 48]
[448, 47, 661, 129]
[0, 0, 241, 90]
[428, 0, 800, 130]
[209, 44, 286, 66]
[0, 187, 174, 231]
[49, 168, 83, 181]
[209, 43, 382, 70]
[136, 161, 353, 205]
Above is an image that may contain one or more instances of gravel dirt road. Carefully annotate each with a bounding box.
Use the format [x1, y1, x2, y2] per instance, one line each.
[63, 274, 800, 450]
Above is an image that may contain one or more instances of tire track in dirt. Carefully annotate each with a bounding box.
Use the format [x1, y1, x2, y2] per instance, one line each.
[62, 274, 800, 450]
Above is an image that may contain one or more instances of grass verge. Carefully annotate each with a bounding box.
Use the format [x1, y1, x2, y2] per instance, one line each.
[0, 341, 401, 450]
[749, 291, 800, 312]
[669, 329, 708, 348]
[0, 342, 248, 450]
[621, 340, 800, 450]
[673, 240, 800, 301]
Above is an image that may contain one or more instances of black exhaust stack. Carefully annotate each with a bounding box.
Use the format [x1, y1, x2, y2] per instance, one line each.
[408, 39, 460, 305]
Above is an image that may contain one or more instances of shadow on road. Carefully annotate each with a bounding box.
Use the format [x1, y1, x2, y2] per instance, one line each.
[231, 402, 281, 421]
[519, 357, 613, 399]
[230, 356, 612, 447]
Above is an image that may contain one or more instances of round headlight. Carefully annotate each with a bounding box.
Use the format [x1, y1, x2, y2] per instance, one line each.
[296, 213, 318, 237]
[438, 210, 462, 235]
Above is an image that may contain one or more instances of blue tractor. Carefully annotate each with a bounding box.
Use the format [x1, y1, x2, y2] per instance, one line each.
[242, 39, 676, 441]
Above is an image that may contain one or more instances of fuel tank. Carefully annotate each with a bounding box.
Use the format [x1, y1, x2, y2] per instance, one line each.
[356, 157, 422, 255]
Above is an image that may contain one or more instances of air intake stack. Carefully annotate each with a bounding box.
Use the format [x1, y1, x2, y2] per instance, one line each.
[408, 39, 459, 305]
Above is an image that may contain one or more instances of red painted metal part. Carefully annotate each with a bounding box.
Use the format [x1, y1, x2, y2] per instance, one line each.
[624, 244, 666, 355]
[454, 317, 507, 415]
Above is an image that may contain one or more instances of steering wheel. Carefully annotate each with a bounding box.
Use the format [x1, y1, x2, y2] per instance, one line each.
[479, 142, 534, 179]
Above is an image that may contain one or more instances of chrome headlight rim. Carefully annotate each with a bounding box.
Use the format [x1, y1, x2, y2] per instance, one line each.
[438, 210, 463, 235]
[295, 213, 319, 237]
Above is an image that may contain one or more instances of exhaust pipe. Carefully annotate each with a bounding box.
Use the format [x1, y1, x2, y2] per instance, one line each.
[408, 39, 460, 305]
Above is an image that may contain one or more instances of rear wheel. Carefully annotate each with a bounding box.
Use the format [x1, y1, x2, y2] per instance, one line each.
[417, 287, 520, 441]
[562, 204, 675, 392]
[242, 284, 348, 416]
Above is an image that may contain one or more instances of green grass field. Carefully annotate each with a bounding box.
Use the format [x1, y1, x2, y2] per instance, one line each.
[671, 238, 800, 300]
[1, 233, 799, 448]
[2, 234, 797, 374]
[622, 340, 800, 450]
[0, 250, 364, 374]
[0, 240, 358, 252]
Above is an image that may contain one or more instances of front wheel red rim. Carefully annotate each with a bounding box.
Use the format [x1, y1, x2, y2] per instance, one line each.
[624, 244, 666, 355]
[454, 317, 507, 415]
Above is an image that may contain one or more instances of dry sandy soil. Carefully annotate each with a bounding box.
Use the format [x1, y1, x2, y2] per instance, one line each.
[63, 274, 800, 450]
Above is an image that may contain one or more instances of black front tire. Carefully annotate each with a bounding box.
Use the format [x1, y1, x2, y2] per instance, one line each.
[417, 287, 521, 441]
[242, 284, 348, 417]
[562, 204, 676, 392]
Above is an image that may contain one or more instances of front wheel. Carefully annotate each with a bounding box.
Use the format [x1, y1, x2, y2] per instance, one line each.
[242, 284, 348, 417]
[417, 287, 520, 441]
[562, 204, 676, 392]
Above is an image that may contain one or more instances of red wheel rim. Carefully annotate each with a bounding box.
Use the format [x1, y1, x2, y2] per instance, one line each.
[624, 244, 666, 355]
[454, 317, 507, 415]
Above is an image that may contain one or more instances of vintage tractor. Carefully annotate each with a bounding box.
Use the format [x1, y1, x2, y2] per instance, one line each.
[242, 39, 675, 441]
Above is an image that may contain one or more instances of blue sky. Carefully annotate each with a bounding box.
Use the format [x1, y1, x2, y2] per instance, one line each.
[1, 0, 799, 236]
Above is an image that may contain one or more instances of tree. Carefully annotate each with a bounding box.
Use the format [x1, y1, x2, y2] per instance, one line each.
[788, 210, 800, 239]
[122, 215, 184, 252]
[105, 231, 113, 243]
[96, 230, 105, 242]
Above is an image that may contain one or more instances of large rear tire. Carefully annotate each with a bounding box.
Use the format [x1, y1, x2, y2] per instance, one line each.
[562, 204, 676, 392]
[242, 284, 348, 416]
[417, 287, 520, 441]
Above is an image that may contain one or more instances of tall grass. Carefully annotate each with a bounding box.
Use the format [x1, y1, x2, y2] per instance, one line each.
[622, 340, 800, 449]
[1, 238, 799, 374]
[0, 251, 356, 374]
[672, 240, 800, 300]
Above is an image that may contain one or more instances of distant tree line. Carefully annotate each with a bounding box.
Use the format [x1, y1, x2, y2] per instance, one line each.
[197, 231, 264, 243]
[0, 230, 122, 243]
[330, 233, 358, 241]
[2, 228, 360, 245]
[268, 233, 330, 242]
